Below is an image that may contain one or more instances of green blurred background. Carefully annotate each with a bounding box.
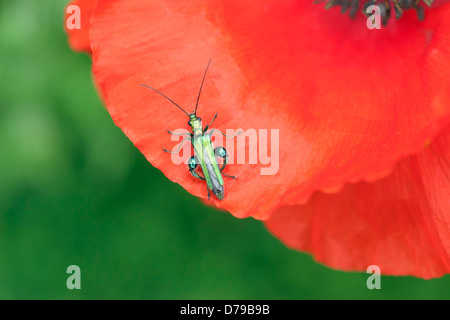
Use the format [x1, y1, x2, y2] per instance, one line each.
[0, 0, 449, 300]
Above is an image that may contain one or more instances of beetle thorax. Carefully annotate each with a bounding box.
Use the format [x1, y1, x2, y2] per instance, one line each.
[189, 114, 203, 135]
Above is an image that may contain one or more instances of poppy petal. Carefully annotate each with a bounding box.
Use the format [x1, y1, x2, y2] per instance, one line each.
[265, 124, 450, 279]
[89, 0, 450, 219]
[64, 0, 97, 54]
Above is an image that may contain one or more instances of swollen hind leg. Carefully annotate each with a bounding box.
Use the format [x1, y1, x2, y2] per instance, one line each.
[214, 146, 237, 179]
[188, 156, 205, 180]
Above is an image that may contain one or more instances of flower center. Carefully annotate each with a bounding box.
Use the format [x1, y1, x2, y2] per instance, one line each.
[316, 0, 434, 25]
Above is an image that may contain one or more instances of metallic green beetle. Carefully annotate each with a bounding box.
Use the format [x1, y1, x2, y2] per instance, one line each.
[141, 60, 241, 200]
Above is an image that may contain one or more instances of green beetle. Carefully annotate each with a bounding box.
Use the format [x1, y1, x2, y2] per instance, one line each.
[141, 60, 241, 200]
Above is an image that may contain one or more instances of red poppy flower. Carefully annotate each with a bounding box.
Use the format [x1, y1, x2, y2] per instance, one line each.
[65, 0, 450, 278]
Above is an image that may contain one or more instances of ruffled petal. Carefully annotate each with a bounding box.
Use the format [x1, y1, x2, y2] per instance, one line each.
[64, 0, 97, 54]
[265, 125, 450, 279]
[89, 0, 450, 219]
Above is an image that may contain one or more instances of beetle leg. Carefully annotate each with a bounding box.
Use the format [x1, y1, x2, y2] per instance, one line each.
[190, 170, 206, 180]
[166, 130, 190, 136]
[213, 146, 228, 171]
[204, 112, 218, 132]
[163, 136, 191, 153]
[208, 129, 243, 138]
[188, 156, 205, 180]
[222, 172, 237, 180]
[214, 146, 237, 179]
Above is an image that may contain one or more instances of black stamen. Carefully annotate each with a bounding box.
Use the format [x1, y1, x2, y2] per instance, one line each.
[316, 0, 435, 25]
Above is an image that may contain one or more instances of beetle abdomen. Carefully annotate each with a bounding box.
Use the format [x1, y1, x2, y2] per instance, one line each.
[202, 146, 225, 200]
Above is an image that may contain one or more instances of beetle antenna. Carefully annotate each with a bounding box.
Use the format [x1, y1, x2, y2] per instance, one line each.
[194, 59, 212, 116]
[140, 84, 190, 117]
